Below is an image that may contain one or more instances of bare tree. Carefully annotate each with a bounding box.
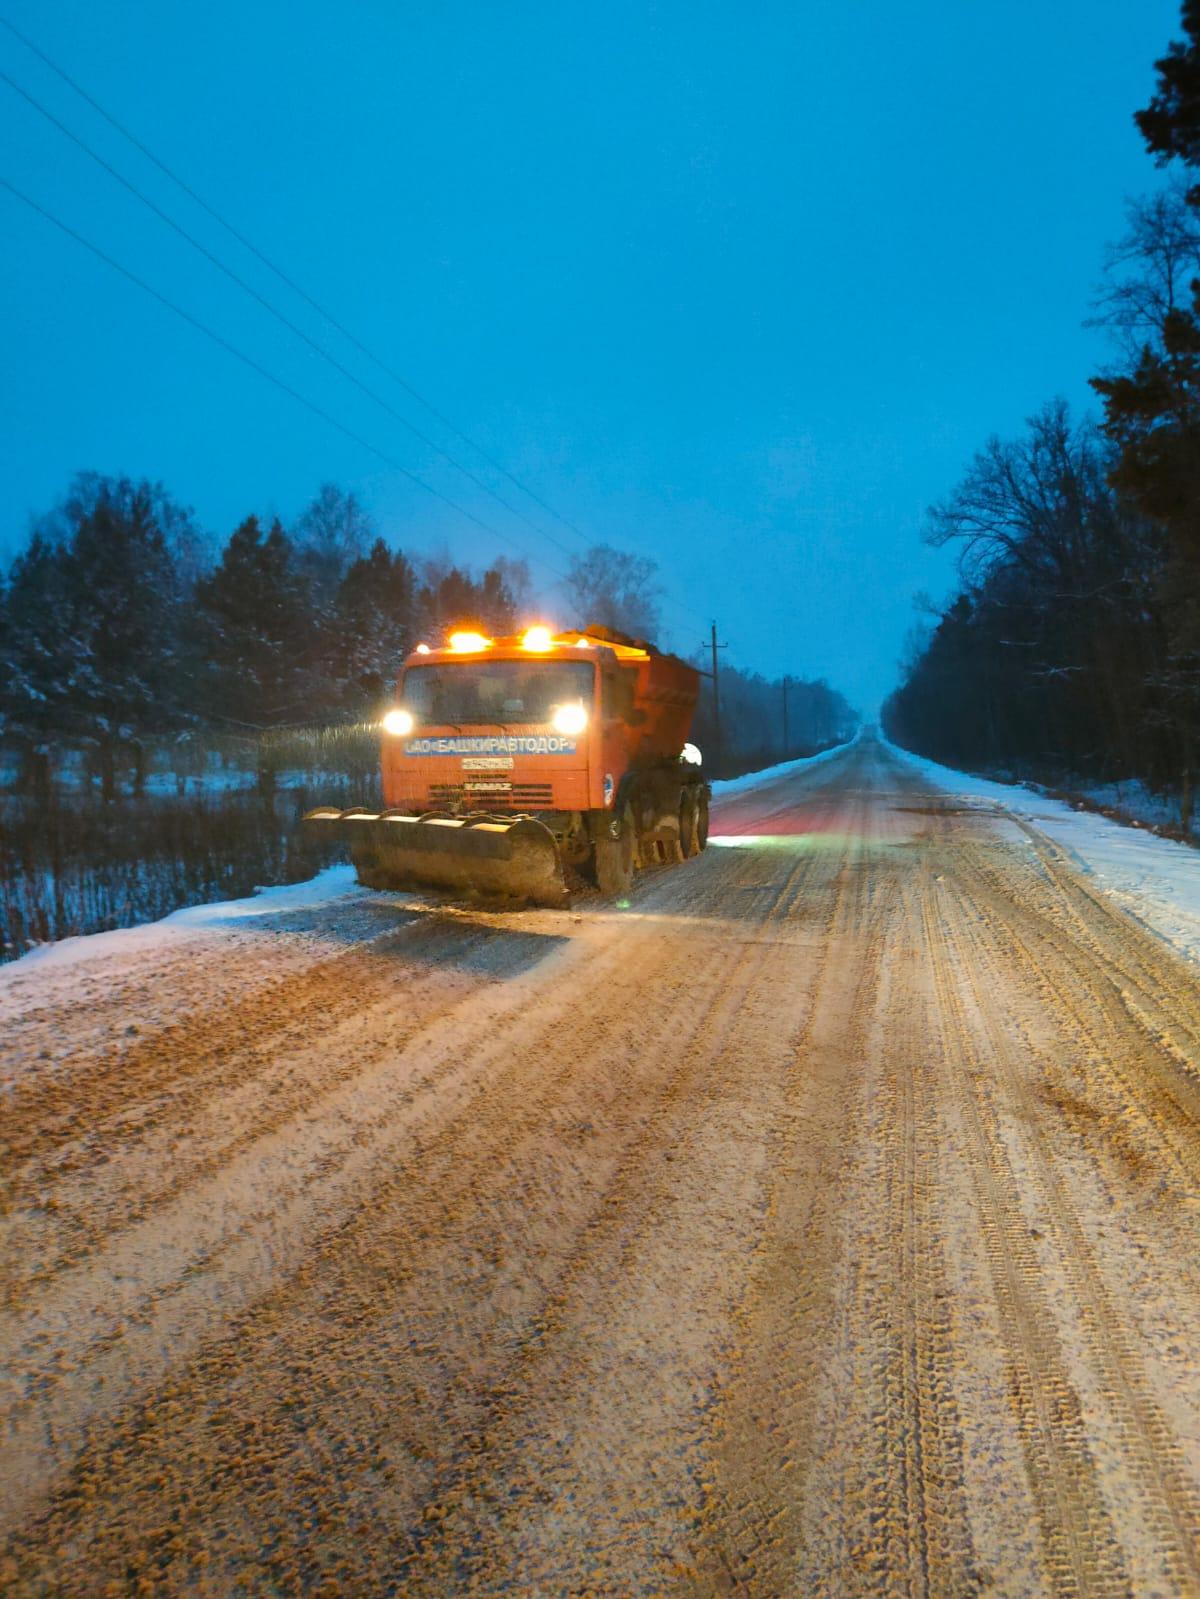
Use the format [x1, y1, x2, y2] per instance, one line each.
[894, 399, 1173, 794]
[562, 545, 663, 638]
[924, 400, 1113, 593]
[1089, 178, 1200, 361]
[489, 556, 534, 617]
[293, 483, 374, 604]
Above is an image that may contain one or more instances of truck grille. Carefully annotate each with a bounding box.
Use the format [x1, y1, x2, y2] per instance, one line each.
[428, 783, 555, 811]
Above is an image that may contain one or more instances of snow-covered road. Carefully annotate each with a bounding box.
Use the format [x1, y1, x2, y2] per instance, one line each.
[887, 740, 1200, 970]
[3, 735, 1200, 1595]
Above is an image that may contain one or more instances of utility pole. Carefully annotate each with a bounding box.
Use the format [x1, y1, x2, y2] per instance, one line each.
[705, 620, 727, 771]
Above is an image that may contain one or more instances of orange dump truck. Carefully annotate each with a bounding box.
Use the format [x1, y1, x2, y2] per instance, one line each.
[304, 624, 709, 905]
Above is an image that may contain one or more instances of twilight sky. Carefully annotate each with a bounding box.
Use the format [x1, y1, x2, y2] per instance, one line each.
[0, 0, 1181, 712]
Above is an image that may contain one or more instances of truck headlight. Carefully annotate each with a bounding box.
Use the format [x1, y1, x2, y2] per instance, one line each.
[551, 702, 588, 736]
[382, 708, 414, 736]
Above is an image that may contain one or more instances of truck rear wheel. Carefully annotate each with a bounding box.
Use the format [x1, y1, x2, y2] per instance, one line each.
[696, 788, 709, 851]
[594, 803, 635, 896]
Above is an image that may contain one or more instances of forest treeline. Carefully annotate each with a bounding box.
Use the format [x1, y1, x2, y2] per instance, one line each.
[884, 4, 1200, 828]
[0, 473, 854, 794]
[0, 475, 526, 797]
[691, 666, 856, 776]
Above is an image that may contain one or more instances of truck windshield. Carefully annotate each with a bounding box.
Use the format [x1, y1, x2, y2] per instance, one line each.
[403, 660, 594, 725]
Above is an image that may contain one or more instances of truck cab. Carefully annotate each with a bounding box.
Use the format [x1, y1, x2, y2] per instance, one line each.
[382, 627, 698, 824]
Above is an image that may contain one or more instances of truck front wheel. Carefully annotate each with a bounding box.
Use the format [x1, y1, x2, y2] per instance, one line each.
[594, 803, 635, 896]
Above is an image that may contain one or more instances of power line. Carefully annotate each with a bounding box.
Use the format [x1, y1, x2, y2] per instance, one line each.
[0, 13, 605, 556]
[0, 177, 573, 586]
[0, 66, 585, 566]
[0, 13, 713, 635]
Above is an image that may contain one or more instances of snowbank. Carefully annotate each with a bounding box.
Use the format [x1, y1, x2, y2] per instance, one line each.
[1065, 776, 1194, 836]
[890, 740, 1200, 968]
[1, 866, 360, 979]
[709, 734, 859, 798]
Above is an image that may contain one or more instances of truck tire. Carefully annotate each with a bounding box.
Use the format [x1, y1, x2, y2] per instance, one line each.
[594, 803, 635, 896]
[679, 787, 701, 858]
[696, 788, 709, 851]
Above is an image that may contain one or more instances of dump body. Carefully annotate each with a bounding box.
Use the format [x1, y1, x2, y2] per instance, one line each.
[304, 625, 708, 903]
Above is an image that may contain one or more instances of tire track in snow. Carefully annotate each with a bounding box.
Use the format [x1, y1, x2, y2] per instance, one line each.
[933, 857, 1200, 1593]
[920, 880, 1130, 1597]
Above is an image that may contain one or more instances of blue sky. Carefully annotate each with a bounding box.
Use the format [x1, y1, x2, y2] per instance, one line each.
[0, 0, 1181, 711]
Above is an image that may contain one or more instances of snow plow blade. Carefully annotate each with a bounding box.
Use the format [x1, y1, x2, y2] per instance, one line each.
[302, 808, 568, 907]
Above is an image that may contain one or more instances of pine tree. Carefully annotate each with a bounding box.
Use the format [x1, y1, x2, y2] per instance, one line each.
[2, 479, 207, 795]
[1092, 1, 1200, 822]
[0, 484, 183, 798]
[328, 539, 416, 713]
[65, 485, 179, 796]
[1136, 2, 1200, 184]
[194, 516, 317, 729]
[414, 563, 518, 642]
[0, 533, 76, 794]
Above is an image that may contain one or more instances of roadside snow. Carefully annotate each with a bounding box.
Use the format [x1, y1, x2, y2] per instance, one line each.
[889, 740, 1200, 968]
[0, 866, 360, 980]
[1070, 776, 1193, 835]
[710, 735, 858, 797]
[165, 866, 360, 924]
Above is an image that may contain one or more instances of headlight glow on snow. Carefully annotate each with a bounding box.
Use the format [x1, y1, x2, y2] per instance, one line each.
[382, 708, 414, 736]
[551, 702, 588, 736]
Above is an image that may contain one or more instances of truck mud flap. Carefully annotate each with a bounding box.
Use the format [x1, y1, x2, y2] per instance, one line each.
[302, 808, 567, 907]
